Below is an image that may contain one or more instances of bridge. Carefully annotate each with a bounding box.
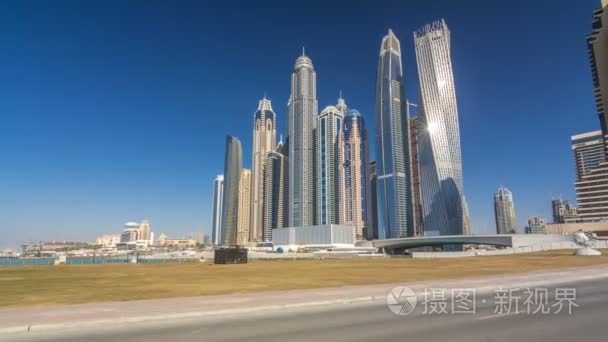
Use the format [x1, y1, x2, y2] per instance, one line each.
[356, 234, 571, 252]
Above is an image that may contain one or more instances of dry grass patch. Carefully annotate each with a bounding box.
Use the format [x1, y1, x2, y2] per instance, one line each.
[1, 250, 607, 308]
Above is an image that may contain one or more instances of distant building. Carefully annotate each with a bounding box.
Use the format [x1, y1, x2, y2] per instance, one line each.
[157, 234, 197, 248]
[221, 136, 242, 246]
[250, 97, 276, 242]
[587, 0, 608, 144]
[211, 174, 225, 245]
[551, 198, 578, 223]
[272, 224, 356, 250]
[494, 187, 517, 234]
[96, 234, 121, 247]
[572, 131, 604, 180]
[263, 139, 288, 242]
[237, 168, 252, 245]
[337, 109, 370, 240]
[119, 221, 151, 243]
[526, 217, 546, 234]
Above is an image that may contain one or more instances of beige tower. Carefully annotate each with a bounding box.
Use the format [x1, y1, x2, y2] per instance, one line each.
[251, 98, 276, 242]
[237, 168, 252, 245]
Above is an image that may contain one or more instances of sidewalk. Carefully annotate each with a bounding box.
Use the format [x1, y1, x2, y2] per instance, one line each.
[2, 264, 608, 334]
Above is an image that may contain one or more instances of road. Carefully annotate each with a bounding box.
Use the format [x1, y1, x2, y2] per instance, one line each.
[6, 277, 608, 342]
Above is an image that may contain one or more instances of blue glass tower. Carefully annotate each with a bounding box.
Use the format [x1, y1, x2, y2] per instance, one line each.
[374, 30, 414, 239]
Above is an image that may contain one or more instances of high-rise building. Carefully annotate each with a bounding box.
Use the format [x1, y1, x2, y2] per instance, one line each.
[251, 97, 276, 242]
[575, 161, 608, 222]
[318, 101, 345, 225]
[374, 29, 414, 239]
[494, 187, 517, 234]
[587, 0, 608, 142]
[551, 197, 579, 223]
[237, 168, 252, 245]
[288, 51, 318, 227]
[220, 135, 242, 246]
[409, 115, 424, 236]
[572, 131, 605, 180]
[263, 140, 288, 241]
[526, 217, 546, 234]
[211, 174, 224, 245]
[368, 161, 379, 240]
[415, 20, 466, 236]
[337, 109, 370, 240]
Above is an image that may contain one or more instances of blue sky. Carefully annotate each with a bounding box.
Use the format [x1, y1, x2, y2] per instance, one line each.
[0, 0, 601, 247]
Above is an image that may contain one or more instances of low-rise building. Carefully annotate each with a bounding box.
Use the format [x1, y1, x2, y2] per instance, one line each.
[272, 224, 356, 251]
[526, 217, 546, 234]
[96, 234, 121, 247]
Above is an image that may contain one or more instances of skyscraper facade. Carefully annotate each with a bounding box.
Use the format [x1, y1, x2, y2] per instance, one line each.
[220, 135, 242, 246]
[587, 0, 608, 143]
[368, 161, 379, 240]
[494, 187, 516, 234]
[374, 29, 414, 239]
[318, 102, 344, 225]
[211, 174, 224, 245]
[338, 109, 370, 240]
[415, 20, 466, 236]
[572, 130, 605, 180]
[263, 141, 288, 241]
[251, 97, 276, 242]
[575, 161, 608, 222]
[551, 197, 578, 223]
[288, 52, 318, 227]
[237, 168, 252, 245]
[409, 116, 424, 236]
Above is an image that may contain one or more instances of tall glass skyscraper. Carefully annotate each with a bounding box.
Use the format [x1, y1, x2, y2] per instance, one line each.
[288, 51, 318, 227]
[338, 109, 370, 240]
[415, 20, 465, 236]
[251, 97, 276, 242]
[317, 99, 345, 225]
[263, 140, 288, 241]
[211, 174, 224, 245]
[374, 29, 414, 239]
[494, 187, 516, 234]
[220, 135, 242, 246]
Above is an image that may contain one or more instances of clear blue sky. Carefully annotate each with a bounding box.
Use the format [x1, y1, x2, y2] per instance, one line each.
[0, 0, 601, 247]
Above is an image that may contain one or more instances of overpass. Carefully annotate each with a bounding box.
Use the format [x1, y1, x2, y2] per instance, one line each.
[356, 234, 573, 252]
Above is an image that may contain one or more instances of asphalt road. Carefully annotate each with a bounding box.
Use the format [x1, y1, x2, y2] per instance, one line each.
[7, 278, 608, 342]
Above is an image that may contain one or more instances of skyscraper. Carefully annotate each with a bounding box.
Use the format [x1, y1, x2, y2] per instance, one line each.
[251, 97, 276, 242]
[587, 0, 608, 143]
[338, 109, 370, 240]
[220, 135, 242, 246]
[415, 20, 466, 236]
[368, 161, 379, 240]
[374, 29, 414, 239]
[237, 168, 252, 245]
[263, 140, 288, 241]
[494, 187, 516, 234]
[409, 116, 424, 236]
[575, 162, 608, 222]
[318, 101, 345, 225]
[572, 130, 605, 180]
[288, 51, 318, 227]
[211, 174, 224, 245]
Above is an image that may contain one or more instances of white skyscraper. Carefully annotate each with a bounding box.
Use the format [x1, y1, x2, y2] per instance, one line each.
[494, 187, 516, 234]
[288, 51, 318, 227]
[415, 19, 466, 236]
[211, 174, 224, 245]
